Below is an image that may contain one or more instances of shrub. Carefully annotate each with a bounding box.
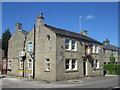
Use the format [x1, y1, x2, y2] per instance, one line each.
[104, 64, 120, 75]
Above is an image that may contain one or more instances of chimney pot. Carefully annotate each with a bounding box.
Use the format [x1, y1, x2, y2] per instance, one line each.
[15, 23, 22, 31]
[80, 30, 87, 36]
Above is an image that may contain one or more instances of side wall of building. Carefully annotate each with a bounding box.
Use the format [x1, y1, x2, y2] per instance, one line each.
[8, 31, 25, 76]
[34, 26, 57, 81]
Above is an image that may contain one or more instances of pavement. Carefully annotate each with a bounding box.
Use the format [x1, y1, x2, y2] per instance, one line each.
[0, 74, 120, 89]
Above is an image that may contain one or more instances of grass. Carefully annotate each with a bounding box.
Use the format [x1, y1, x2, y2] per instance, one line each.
[106, 73, 120, 75]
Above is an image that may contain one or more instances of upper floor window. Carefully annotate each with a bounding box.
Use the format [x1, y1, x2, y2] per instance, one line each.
[28, 42, 32, 51]
[65, 39, 77, 51]
[92, 45, 99, 53]
[47, 35, 50, 40]
[65, 39, 71, 50]
[72, 40, 77, 51]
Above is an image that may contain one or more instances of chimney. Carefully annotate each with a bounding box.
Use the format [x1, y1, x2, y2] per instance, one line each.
[103, 39, 110, 45]
[80, 30, 87, 36]
[36, 12, 44, 28]
[15, 23, 22, 31]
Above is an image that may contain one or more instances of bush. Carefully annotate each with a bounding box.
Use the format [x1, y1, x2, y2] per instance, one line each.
[104, 64, 120, 75]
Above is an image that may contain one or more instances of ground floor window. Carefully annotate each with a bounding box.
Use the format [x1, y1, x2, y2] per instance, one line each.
[66, 59, 71, 70]
[19, 60, 23, 69]
[91, 60, 94, 69]
[44, 58, 50, 72]
[28, 59, 32, 70]
[8, 60, 11, 69]
[96, 59, 100, 69]
[65, 59, 77, 71]
[91, 59, 100, 69]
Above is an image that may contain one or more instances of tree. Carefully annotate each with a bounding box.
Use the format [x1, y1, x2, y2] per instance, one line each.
[109, 56, 115, 64]
[2, 29, 11, 57]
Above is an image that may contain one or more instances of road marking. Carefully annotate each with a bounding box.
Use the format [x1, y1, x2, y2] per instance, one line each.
[113, 86, 120, 88]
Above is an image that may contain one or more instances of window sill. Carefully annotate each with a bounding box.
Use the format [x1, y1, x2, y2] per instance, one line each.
[92, 68, 101, 70]
[44, 70, 50, 72]
[65, 50, 77, 52]
[65, 70, 78, 73]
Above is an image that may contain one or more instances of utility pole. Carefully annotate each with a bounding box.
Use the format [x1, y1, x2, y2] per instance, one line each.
[33, 24, 36, 79]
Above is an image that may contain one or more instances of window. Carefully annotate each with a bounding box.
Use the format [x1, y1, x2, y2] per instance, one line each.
[47, 35, 50, 40]
[28, 59, 32, 70]
[96, 60, 100, 69]
[72, 59, 77, 70]
[91, 59, 99, 69]
[66, 59, 71, 70]
[92, 45, 99, 53]
[105, 50, 107, 53]
[19, 60, 23, 69]
[65, 39, 71, 50]
[72, 40, 77, 51]
[44, 59, 50, 72]
[91, 60, 95, 69]
[8, 60, 11, 69]
[104, 62, 106, 64]
[28, 42, 32, 51]
[65, 59, 77, 71]
[65, 39, 77, 51]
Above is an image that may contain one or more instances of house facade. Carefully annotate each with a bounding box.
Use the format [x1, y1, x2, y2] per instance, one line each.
[0, 48, 5, 74]
[103, 39, 119, 65]
[7, 13, 104, 81]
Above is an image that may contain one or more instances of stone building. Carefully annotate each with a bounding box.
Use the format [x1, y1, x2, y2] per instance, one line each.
[103, 39, 119, 65]
[7, 13, 104, 81]
[0, 48, 4, 74]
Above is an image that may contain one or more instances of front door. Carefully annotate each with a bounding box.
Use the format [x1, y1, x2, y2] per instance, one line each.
[83, 58, 88, 76]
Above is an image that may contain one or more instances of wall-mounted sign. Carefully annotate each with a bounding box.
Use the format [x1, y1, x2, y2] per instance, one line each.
[19, 51, 26, 57]
[85, 45, 92, 56]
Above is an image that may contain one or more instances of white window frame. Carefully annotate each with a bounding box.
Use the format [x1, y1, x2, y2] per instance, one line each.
[65, 59, 77, 71]
[92, 45, 95, 53]
[96, 59, 100, 69]
[92, 45, 99, 53]
[28, 59, 33, 70]
[19, 60, 23, 69]
[28, 42, 33, 51]
[91, 60, 95, 69]
[105, 50, 107, 53]
[66, 59, 71, 71]
[8, 60, 11, 69]
[44, 58, 50, 72]
[72, 59, 77, 70]
[65, 39, 71, 50]
[72, 40, 77, 51]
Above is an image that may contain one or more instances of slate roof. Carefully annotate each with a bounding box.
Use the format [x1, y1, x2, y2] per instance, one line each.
[19, 30, 29, 36]
[103, 45, 119, 51]
[45, 24, 102, 44]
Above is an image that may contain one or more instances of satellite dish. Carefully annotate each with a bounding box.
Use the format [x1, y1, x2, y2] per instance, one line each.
[19, 51, 26, 57]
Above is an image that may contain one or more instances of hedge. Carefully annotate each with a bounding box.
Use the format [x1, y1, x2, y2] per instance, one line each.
[104, 64, 120, 75]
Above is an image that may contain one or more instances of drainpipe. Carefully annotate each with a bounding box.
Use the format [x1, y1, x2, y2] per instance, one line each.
[33, 24, 36, 79]
[22, 36, 26, 77]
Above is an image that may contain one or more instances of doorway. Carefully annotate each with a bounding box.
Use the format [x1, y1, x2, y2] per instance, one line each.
[83, 58, 88, 76]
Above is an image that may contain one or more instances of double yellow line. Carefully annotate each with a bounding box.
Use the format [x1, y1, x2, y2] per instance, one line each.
[12, 70, 32, 79]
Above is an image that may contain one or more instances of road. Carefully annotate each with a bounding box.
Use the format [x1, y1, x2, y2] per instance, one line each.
[0, 75, 119, 89]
